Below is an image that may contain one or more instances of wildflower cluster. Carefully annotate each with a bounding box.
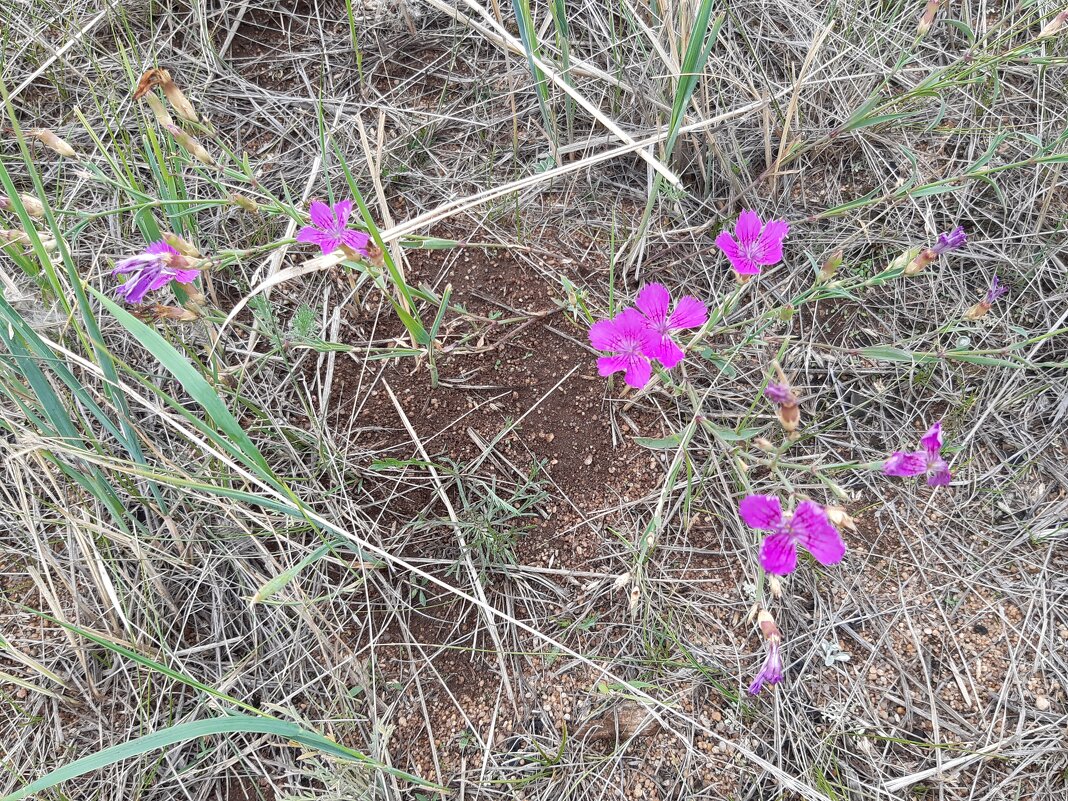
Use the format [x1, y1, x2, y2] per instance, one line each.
[588, 283, 707, 388]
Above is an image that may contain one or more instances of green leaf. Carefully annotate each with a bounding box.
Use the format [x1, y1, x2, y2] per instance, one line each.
[91, 288, 281, 489]
[634, 434, 684, 449]
[1, 715, 441, 801]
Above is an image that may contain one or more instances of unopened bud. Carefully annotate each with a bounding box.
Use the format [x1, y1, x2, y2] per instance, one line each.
[963, 301, 991, 320]
[767, 576, 783, 599]
[776, 403, 801, 433]
[917, 0, 940, 35]
[825, 506, 857, 531]
[137, 304, 200, 323]
[229, 193, 259, 212]
[756, 609, 781, 642]
[162, 232, 201, 257]
[25, 128, 78, 158]
[0, 228, 30, 246]
[165, 124, 217, 168]
[134, 68, 199, 123]
[817, 249, 843, 283]
[755, 437, 774, 452]
[903, 248, 935, 276]
[1, 195, 45, 218]
[1039, 9, 1068, 39]
[142, 93, 174, 127]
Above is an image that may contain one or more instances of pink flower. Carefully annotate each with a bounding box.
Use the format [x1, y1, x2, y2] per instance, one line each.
[738, 495, 847, 575]
[715, 210, 790, 276]
[112, 241, 200, 304]
[633, 283, 708, 368]
[749, 636, 784, 694]
[883, 421, 951, 487]
[296, 200, 370, 256]
[588, 308, 659, 388]
[764, 382, 797, 406]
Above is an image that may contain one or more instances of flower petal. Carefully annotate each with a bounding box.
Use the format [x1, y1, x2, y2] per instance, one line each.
[716, 231, 759, 275]
[297, 226, 328, 245]
[308, 201, 333, 231]
[883, 451, 928, 477]
[622, 353, 652, 388]
[317, 237, 341, 254]
[341, 229, 371, 255]
[738, 495, 783, 530]
[759, 533, 798, 575]
[333, 199, 354, 229]
[927, 457, 952, 487]
[635, 283, 671, 329]
[668, 295, 707, 330]
[920, 421, 943, 454]
[790, 501, 846, 566]
[735, 210, 762, 245]
[644, 335, 685, 368]
[597, 354, 628, 377]
[754, 219, 789, 265]
[170, 268, 201, 284]
[589, 318, 621, 351]
[145, 241, 179, 257]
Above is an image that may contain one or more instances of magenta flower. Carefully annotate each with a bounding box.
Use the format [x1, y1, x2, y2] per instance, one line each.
[738, 495, 847, 575]
[633, 283, 708, 368]
[984, 276, 1008, 305]
[749, 637, 784, 694]
[931, 226, 967, 255]
[112, 241, 200, 304]
[764, 382, 797, 406]
[714, 210, 790, 276]
[883, 421, 951, 487]
[296, 200, 370, 256]
[589, 308, 659, 388]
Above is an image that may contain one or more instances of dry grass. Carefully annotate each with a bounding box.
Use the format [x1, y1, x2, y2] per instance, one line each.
[1, 1, 1066, 800]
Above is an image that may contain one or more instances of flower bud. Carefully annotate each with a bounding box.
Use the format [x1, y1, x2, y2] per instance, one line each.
[165, 124, 217, 168]
[1, 195, 45, 218]
[0, 228, 30, 246]
[1039, 10, 1068, 39]
[825, 506, 857, 531]
[162, 232, 201, 257]
[756, 609, 781, 642]
[817, 249, 843, 283]
[142, 93, 174, 127]
[767, 576, 783, 599]
[136, 304, 200, 323]
[917, 0, 940, 35]
[754, 437, 774, 452]
[134, 68, 199, 123]
[904, 248, 937, 276]
[25, 128, 77, 157]
[229, 193, 259, 212]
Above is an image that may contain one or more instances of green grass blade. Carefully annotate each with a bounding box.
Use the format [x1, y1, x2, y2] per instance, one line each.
[1, 714, 442, 801]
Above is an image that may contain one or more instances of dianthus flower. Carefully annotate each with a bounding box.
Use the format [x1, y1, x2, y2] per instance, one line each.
[883, 421, 952, 486]
[112, 241, 200, 304]
[738, 495, 847, 575]
[588, 308, 660, 389]
[964, 276, 1008, 320]
[905, 226, 966, 275]
[633, 283, 708, 368]
[297, 200, 371, 256]
[749, 609, 784, 695]
[715, 210, 789, 277]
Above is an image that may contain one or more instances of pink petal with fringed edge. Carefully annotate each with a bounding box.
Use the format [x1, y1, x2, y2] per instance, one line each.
[308, 201, 334, 230]
[735, 210, 762, 245]
[334, 200, 354, 229]
[668, 295, 707, 330]
[623, 354, 652, 388]
[927, 457, 952, 486]
[755, 220, 789, 265]
[635, 283, 671, 329]
[920, 421, 943, 454]
[883, 451, 927, 477]
[759, 533, 798, 575]
[791, 501, 846, 565]
[644, 336, 685, 368]
[589, 318, 621, 351]
[739, 495, 783, 530]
